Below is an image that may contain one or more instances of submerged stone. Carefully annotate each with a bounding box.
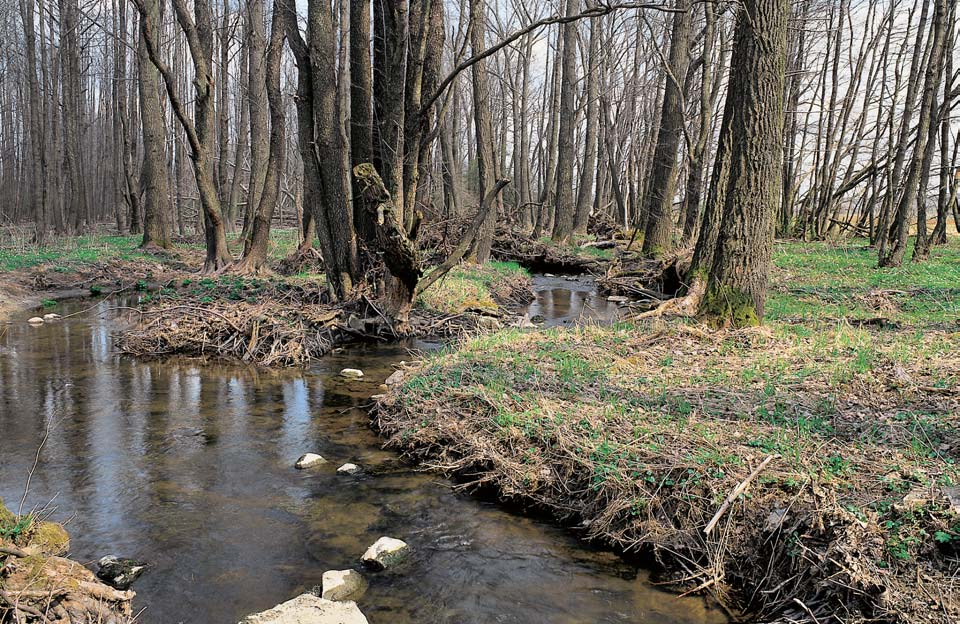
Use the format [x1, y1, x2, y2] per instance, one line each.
[337, 463, 360, 475]
[27, 317, 44, 324]
[321, 569, 367, 602]
[360, 536, 409, 570]
[43, 313, 62, 320]
[239, 594, 368, 624]
[296, 453, 326, 469]
[340, 368, 364, 379]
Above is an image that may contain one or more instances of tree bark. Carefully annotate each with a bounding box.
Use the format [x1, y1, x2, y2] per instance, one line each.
[698, 0, 788, 327]
[550, 0, 580, 243]
[138, 0, 171, 249]
[641, 0, 691, 256]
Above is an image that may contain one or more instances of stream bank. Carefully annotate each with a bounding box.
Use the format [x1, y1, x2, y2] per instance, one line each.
[0, 282, 726, 623]
[372, 314, 960, 623]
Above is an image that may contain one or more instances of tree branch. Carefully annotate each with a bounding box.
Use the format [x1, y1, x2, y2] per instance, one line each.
[421, 1, 695, 116]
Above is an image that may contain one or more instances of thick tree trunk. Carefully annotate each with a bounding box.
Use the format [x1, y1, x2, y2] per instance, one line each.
[698, 0, 788, 327]
[242, 0, 269, 247]
[353, 164, 422, 326]
[372, 0, 408, 217]
[550, 0, 579, 243]
[138, 0, 171, 249]
[305, 0, 359, 297]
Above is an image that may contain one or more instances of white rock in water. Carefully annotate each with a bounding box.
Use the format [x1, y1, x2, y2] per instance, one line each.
[27, 317, 44, 324]
[384, 370, 405, 386]
[295, 453, 326, 469]
[340, 368, 364, 379]
[606, 295, 629, 303]
[43, 313, 61, 321]
[544, 273, 556, 277]
[337, 463, 360, 475]
[361, 536, 409, 570]
[238, 594, 368, 624]
[321, 570, 368, 602]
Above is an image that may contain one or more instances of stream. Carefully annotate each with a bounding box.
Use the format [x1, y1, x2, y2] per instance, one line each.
[0, 276, 727, 624]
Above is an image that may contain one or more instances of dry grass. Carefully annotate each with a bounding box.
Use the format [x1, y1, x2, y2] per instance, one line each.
[374, 321, 960, 623]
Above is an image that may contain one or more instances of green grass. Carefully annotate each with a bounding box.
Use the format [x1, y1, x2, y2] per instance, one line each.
[0, 228, 305, 272]
[417, 261, 529, 314]
[767, 238, 960, 325]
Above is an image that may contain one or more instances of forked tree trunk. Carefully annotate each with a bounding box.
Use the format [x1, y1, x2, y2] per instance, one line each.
[232, 2, 285, 274]
[135, 0, 232, 271]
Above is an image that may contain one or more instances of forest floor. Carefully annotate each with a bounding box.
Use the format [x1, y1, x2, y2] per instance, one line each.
[374, 238, 960, 624]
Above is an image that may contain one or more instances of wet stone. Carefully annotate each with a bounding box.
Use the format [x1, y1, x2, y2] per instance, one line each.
[361, 536, 409, 570]
[238, 594, 368, 624]
[296, 453, 326, 469]
[321, 570, 367, 602]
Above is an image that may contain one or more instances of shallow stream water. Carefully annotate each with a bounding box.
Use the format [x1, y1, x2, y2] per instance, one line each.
[0, 276, 727, 624]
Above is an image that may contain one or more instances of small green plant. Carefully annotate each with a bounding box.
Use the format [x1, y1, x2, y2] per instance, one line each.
[89, 285, 103, 296]
[41, 299, 57, 308]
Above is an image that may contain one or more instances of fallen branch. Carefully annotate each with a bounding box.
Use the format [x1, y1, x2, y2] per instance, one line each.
[704, 454, 779, 536]
[416, 179, 511, 296]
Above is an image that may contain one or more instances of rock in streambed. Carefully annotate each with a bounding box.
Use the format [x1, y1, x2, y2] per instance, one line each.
[321, 569, 367, 602]
[295, 453, 326, 469]
[360, 536, 409, 570]
[239, 594, 367, 624]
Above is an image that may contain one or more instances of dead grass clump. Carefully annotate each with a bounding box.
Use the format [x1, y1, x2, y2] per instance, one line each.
[373, 323, 960, 623]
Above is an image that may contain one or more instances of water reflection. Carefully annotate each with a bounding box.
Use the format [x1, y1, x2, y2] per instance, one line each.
[523, 276, 622, 327]
[0, 291, 724, 624]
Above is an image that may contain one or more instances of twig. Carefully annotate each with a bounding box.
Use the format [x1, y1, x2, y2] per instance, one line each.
[704, 454, 778, 536]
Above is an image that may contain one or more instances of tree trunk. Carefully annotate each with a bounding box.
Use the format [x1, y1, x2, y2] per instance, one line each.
[550, 0, 579, 243]
[641, 0, 692, 256]
[574, 12, 600, 235]
[698, 0, 788, 327]
[881, 0, 949, 267]
[232, 1, 285, 273]
[242, 0, 269, 248]
[138, 0, 171, 249]
[466, 0, 500, 262]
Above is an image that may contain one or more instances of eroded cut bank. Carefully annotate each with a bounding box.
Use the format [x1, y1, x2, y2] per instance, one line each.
[372, 322, 960, 623]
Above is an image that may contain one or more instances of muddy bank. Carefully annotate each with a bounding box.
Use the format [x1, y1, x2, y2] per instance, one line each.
[372, 322, 960, 623]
